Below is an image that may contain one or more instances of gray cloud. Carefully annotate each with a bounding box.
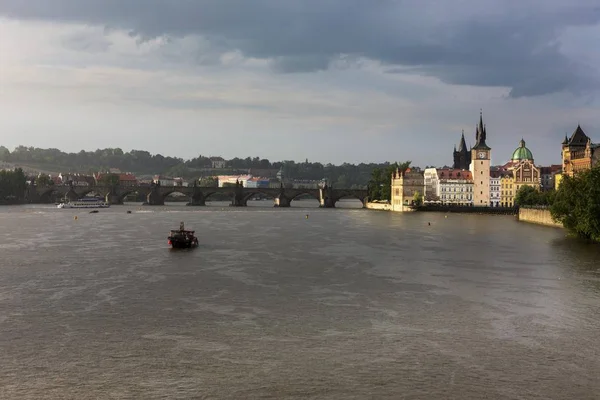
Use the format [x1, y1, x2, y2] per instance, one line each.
[1, 0, 599, 97]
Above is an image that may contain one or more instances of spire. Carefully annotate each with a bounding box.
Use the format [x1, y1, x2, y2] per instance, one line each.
[562, 133, 569, 145]
[458, 130, 467, 152]
[479, 109, 484, 136]
[473, 110, 490, 150]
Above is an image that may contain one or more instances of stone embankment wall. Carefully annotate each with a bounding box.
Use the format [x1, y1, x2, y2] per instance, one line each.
[366, 202, 391, 211]
[518, 207, 563, 228]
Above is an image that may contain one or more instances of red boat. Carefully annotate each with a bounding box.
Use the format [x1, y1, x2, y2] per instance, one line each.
[168, 222, 199, 249]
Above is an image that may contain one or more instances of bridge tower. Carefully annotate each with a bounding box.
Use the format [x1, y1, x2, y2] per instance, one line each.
[230, 180, 246, 207]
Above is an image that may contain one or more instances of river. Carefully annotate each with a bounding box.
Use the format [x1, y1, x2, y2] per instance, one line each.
[1, 202, 599, 399]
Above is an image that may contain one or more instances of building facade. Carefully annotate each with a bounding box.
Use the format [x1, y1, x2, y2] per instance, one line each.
[540, 165, 562, 191]
[391, 167, 424, 212]
[423, 168, 439, 201]
[426, 168, 473, 205]
[470, 112, 491, 207]
[217, 175, 252, 187]
[509, 139, 541, 194]
[561, 125, 599, 177]
[490, 170, 501, 207]
[500, 174, 515, 207]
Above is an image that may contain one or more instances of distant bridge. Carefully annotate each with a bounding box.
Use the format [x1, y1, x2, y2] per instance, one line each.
[26, 182, 368, 208]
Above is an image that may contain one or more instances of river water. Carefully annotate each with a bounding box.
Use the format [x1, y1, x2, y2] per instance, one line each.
[1, 201, 599, 399]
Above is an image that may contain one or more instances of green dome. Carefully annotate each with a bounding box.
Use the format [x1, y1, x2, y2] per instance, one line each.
[511, 139, 534, 161]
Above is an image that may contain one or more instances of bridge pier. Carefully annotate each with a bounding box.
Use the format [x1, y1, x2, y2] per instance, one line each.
[25, 186, 42, 204]
[230, 181, 246, 207]
[230, 195, 247, 207]
[146, 189, 165, 206]
[187, 195, 206, 206]
[105, 193, 123, 205]
[274, 195, 291, 208]
[319, 187, 336, 208]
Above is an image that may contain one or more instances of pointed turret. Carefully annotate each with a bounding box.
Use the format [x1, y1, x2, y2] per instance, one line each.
[472, 110, 490, 150]
[562, 134, 568, 145]
[458, 130, 467, 152]
[478, 110, 484, 136]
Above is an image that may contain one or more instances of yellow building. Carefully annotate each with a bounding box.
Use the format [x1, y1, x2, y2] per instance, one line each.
[500, 174, 515, 207]
[391, 167, 424, 212]
[554, 173, 563, 190]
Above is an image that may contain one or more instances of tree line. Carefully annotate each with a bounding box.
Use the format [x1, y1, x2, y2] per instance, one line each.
[0, 145, 395, 188]
[515, 168, 600, 242]
[0, 168, 27, 204]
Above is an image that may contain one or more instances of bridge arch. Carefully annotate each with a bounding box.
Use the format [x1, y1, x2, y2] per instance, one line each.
[288, 191, 321, 202]
[242, 189, 278, 203]
[161, 189, 191, 199]
[332, 191, 368, 207]
[78, 188, 107, 198]
[203, 190, 235, 202]
[118, 188, 150, 202]
[39, 187, 61, 203]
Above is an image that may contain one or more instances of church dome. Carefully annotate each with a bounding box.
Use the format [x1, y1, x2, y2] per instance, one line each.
[511, 139, 534, 161]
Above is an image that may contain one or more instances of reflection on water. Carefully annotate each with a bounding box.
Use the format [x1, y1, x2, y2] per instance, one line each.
[0, 204, 599, 399]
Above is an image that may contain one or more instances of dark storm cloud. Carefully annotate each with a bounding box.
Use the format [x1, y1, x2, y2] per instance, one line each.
[1, 0, 599, 97]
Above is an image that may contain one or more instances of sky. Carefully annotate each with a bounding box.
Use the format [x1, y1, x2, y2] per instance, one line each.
[0, 1, 599, 167]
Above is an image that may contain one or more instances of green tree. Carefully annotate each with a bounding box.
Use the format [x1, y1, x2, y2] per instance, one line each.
[413, 190, 423, 206]
[550, 167, 600, 241]
[0, 146, 10, 161]
[37, 174, 53, 186]
[0, 168, 27, 203]
[98, 173, 120, 186]
[514, 186, 539, 206]
[199, 176, 218, 187]
[515, 186, 556, 206]
[367, 161, 411, 201]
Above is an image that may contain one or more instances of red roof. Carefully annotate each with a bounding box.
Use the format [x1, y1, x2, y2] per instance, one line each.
[119, 173, 137, 181]
[436, 169, 472, 180]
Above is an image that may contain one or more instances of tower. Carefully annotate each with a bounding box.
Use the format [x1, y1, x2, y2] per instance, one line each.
[453, 130, 471, 170]
[470, 111, 491, 207]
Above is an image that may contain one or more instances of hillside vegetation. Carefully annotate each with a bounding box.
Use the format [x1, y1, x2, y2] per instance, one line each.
[0, 145, 393, 188]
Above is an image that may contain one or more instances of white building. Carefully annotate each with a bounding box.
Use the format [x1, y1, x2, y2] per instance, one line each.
[424, 168, 474, 205]
[436, 169, 473, 205]
[217, 175, 252, 187]
[489, 170, 502, 207]
[210, 157, 227, 169]
[423, 168, 439, 201]
[153, 175, 176, 186]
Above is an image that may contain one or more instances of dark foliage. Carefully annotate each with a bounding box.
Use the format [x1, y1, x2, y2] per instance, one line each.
[0, 168, 27, 204]
[514, 186, 556, 206]
[551, 168, 600, 242]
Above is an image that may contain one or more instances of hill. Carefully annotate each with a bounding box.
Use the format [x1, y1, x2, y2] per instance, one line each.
[0, 145, 394, 188]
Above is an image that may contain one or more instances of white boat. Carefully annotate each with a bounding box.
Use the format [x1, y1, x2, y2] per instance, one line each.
[57, 198, 110, 209]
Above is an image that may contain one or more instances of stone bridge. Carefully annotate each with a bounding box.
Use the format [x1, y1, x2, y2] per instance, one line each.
[26, 182, 368, 208]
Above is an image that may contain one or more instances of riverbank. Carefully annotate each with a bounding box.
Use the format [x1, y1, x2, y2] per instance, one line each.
[518, 207, 563, 228]
[365, 202, 391, 211]
[415, 205, 517, 215]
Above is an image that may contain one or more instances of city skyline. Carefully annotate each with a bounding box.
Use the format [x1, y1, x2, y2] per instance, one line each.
[0, 1, 599, 166]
